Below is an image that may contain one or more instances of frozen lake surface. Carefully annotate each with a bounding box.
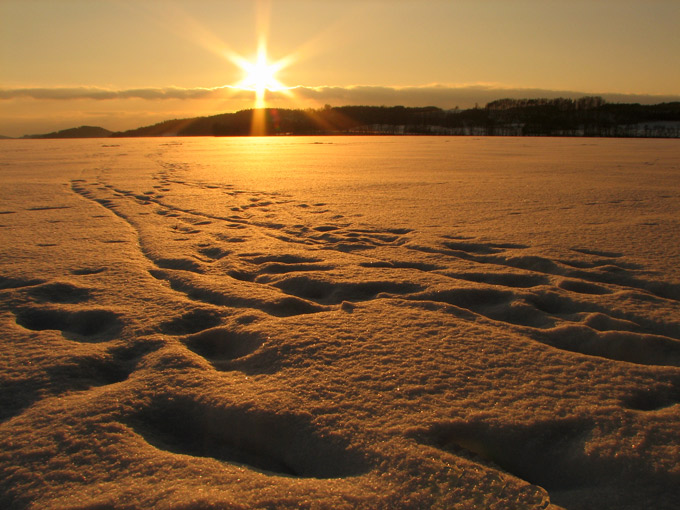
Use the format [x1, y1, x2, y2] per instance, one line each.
[1, 136, 679, 509]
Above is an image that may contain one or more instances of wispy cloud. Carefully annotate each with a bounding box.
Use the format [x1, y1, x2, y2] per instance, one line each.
[1, 84, 678, 107]
[0, 86, 240, 101]
[290, 85, 680, 108]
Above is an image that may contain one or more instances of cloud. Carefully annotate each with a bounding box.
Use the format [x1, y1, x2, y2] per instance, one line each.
[0, 86, 246, 101]
[288, 85, 680, 109]
[1, 84, 678, 109]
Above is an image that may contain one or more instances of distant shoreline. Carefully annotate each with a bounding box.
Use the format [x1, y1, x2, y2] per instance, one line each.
[10, 98, 680, 140]
[5, 133, 680, 140]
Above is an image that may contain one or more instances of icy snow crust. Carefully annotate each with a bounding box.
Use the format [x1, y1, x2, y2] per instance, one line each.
[0, 136, 679, 509]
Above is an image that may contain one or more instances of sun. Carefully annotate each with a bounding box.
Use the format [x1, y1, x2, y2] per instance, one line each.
[239, 49, 283, 93]
[231, 42, 289, 108]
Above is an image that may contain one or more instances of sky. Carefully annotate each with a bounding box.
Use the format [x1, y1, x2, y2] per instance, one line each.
[1, 0, 679, 137]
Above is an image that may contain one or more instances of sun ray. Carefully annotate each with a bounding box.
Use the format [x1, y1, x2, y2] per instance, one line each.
[137, 0, 299, 134]
[229, 34, 296, 134]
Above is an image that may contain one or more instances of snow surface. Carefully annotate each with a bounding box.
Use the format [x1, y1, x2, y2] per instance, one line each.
[1, 136, 679, 510]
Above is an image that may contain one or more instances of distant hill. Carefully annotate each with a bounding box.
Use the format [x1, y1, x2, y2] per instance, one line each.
[24, 125, 112, 139]
[20, 99, 680, 139]
[0, 134, 13, 139]
[110, 101, 680, 138]
[111, 109, 358, 137]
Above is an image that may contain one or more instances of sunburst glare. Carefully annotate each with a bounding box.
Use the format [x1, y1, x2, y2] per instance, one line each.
[231, 40, 292, 109]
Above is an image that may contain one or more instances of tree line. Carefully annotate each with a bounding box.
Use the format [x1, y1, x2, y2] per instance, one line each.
[110, 98, 680, 138]
[21, 98, 680, 139]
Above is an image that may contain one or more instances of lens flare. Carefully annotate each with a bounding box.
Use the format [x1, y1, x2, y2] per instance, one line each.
[231, 41, 290, 109]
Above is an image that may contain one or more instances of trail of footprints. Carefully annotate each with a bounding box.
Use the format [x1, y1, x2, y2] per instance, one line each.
[408, 410, 680, 510]
[8, 172, 679, 487]
[70, 178, 416, 321]
[0, 176, 406, 478]
[7, 278, 123, 341]
[128, 394, 368, 478]
[0, 274, 158, 422]
[68, 176, 680, 374]
[2, 277, 364, 479]
[403, 238, 680, 367]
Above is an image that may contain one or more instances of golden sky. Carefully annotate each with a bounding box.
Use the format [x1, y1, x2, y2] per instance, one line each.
[1, 0, 679, 137]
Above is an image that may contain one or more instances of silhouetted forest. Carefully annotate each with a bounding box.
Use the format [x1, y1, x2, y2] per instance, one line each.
[17, 98, 680, 139]
[111, 98, 680, 138]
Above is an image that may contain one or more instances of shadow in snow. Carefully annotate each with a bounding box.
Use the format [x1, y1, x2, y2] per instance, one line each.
[131, 396, 369, 478]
